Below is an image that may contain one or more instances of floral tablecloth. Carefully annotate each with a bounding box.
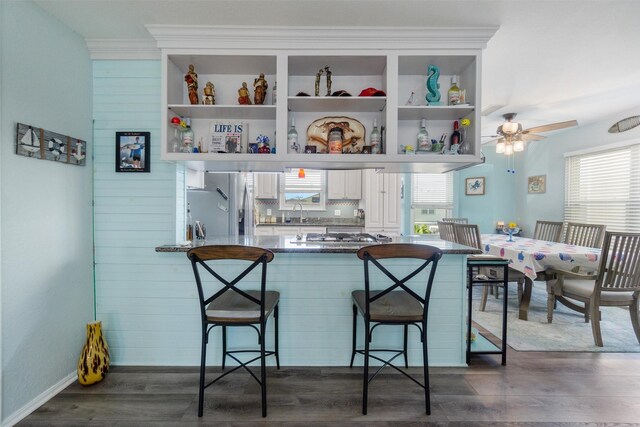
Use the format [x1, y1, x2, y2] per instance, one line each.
[481, 234, 601, 280]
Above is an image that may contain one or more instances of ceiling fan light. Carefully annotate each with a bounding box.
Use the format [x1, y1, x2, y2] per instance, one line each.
[504, 144, 514, 155]
[496, 141, 505, 153]
[514, 140, 525, 152]
[502, 121, 519, 134]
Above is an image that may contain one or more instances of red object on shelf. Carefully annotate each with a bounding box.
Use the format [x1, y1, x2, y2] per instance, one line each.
[170, 116, 181, 127]
[298, 168, 305, 178]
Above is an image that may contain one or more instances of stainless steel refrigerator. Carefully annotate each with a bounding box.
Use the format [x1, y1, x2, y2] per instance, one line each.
[187, 172, 254, 237]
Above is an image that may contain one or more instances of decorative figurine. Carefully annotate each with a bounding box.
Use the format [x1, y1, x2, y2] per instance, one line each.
[253, 73, 268, 105]
[238, 82, 251, 105]
[405, 91, 417, 106]
[256, 134, 271, 153]
[315, 68, 324, 96]
[203, 81, 215, 105]
[185, 64, 199, 105]
[324, 65, 332, 96]
[426, 64, 442, 106]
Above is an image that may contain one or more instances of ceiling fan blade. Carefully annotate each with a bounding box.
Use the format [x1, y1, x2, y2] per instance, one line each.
[481, 137, 500, 145]
[523, 120, 578, 134]
[520, 133, 546, 141]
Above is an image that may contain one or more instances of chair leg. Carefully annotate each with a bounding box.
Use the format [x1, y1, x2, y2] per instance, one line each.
[584, 303, 590, 323]
[260, 321, 267, 417]
[350, 305, 357, 368]
[274, 304, 280, 369]
[479, 286, 489, 311]
[517, 279, 524, 304]
[222, 326, 227, 370]
[494, 285, 499, 299]
[546, 291, 555, 323]
[403, 324, 409, 369]
[198, 324, 207, 417]
[590, 304, 603, 347]
[630, 297, 640, 345]
[362, 320, 370, 415]
[422, 320, 431, 415]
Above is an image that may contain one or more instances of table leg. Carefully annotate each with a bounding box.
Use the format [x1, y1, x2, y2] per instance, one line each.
[518, 277, 533, 321]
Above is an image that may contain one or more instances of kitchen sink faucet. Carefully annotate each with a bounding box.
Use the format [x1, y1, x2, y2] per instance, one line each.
[293, 202, 305, 223]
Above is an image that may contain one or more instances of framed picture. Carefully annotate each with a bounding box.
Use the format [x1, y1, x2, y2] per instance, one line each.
[116, 131, 150, 172]
[465, 177, 485, 196]
[528, 174, 546, 194]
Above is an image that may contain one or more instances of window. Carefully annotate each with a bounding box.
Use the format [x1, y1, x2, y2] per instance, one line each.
[411, 173, 454, 234]
[279, 169, 326, 210]
[565, 142, 640, 232]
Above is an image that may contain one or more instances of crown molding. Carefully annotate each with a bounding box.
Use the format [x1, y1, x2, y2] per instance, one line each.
[85, 39, 160, 60]
[146, 25, 499, 51]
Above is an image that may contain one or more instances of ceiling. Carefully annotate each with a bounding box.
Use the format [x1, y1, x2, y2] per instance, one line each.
[35, 0, 640, 139]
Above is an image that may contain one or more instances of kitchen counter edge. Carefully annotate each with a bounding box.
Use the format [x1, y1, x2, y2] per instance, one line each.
[155, 235, 481, 254]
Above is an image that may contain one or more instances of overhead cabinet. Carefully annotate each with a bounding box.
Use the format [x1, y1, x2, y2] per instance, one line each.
[327, 170, 362, 200]
[364, 169, 401, 234]
[254, 173, 278, 199]
[150, 25, 498, 173]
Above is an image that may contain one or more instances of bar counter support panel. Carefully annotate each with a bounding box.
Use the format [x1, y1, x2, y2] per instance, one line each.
[96, 252, 468, 367]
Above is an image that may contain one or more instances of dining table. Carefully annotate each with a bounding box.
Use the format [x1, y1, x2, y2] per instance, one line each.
[481, 234, 601, 320]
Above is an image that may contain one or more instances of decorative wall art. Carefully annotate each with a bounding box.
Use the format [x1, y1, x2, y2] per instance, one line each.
[528, 174, 546, 194]
[16, 122, 86, 166]
[116, 131, 150, 173]
[465, 176, 485, 196]
[305, 116, 366, 153]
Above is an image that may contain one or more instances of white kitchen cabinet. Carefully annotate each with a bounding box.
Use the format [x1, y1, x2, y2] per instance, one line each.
[152, 26, 496, 173]
[254, 173, 278, 199]
[327, 170, 362, 200]
[363, 169, 401, 234]
[255, 226, 326, 236]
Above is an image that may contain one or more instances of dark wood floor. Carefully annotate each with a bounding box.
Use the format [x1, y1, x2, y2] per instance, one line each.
[18, 347, 640, 426]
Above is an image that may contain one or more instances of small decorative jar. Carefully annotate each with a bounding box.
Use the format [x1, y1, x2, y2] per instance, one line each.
[328, 127, 344, 154]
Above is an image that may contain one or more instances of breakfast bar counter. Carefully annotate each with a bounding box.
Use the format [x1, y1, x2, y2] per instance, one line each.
[149, 236, 479, 367]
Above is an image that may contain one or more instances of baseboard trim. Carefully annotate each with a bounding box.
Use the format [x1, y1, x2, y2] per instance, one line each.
[2, 371, 76, 427]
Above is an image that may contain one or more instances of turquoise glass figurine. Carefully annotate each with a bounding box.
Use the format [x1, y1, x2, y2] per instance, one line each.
[426, 64, 442, 106]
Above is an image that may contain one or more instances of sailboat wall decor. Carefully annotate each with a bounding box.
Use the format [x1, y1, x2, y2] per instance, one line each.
[16, 123, 86, 166]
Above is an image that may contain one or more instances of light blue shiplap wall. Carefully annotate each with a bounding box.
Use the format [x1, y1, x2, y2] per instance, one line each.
[93, 60, 184, 364]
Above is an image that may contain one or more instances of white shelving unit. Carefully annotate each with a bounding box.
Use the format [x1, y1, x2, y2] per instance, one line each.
[150, 26, 498, 173]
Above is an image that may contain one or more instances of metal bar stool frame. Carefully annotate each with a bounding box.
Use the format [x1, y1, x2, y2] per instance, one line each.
[349, 244, 443, 415]
[188, 245, 280, 418]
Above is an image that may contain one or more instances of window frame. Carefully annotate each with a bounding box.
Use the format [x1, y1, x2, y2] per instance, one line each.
[278, 169, 327, 211]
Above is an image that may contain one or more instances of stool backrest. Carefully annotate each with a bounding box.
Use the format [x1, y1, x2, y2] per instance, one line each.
[356, 244, 442, 321]
[533, 220, 564, 242]
[187, 245, 274, 323]
[565, 222, 607, 248]
[437, 221, 457, 243]
[453, 223, 482, 249]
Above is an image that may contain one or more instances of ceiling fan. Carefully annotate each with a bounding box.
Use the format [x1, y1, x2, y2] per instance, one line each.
[483, 113, 578, 155]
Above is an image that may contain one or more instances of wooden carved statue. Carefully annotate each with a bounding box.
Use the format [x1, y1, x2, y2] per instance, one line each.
[253, 73, 268, 105]
[238, 82, 251, 105]
[185, 64, 199, 105]
[203, 81, 215, 105]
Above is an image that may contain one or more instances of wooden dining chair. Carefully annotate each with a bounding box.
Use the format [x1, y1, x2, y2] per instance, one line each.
[564, 222, 607, 248]
[442, 217, 468, 224]
[533, 220, 564, 242]
[453, 223, 509, 311]
[547, 232, 640, 346]
[187, 245, 280, 417]
[350, 243, 442, 415]
[437, 221, 457, 242]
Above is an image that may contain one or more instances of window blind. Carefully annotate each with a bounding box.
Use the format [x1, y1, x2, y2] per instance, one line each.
[411, 173, 454, 209]
[281, 169, 324, 191]
[565, 143, 640, 232]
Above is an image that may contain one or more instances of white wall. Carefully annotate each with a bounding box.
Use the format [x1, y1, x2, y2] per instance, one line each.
[516, 107, 640, 235]
[1, 1, 93, 423]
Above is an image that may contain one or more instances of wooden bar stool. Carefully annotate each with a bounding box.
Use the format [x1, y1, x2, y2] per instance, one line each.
[349, 243, 443, 415]
[187, 245, 280, 418]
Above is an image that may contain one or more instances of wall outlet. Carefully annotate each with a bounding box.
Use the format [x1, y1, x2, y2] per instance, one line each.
[353, 209, 358, 217]
[334, 209, 341, 216]
[267, 209, 272, 215]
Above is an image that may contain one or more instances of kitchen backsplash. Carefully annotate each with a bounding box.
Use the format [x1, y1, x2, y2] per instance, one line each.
[255, 199, 363, 222]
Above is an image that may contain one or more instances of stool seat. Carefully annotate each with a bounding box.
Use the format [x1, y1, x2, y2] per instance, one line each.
[206, 291, 280, 323]
[352, 290, 423, 322]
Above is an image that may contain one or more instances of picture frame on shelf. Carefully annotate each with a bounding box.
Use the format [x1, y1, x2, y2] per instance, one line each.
[528, 174, 546, 194]
[465, 176, 485, 196]
[116, 131, 150, 173]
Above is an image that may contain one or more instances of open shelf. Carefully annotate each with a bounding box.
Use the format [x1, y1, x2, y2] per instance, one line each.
[397, 105, 474, 121]
[168, 104, 277, 120]
[288, 96, 386, 113]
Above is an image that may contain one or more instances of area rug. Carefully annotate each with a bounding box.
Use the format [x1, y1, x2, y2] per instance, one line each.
[472, 283, 640, 352]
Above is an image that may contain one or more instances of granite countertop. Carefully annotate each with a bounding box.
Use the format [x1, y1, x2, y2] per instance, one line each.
[255, 218, 365, 227]
[155, 235, 481, 254]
